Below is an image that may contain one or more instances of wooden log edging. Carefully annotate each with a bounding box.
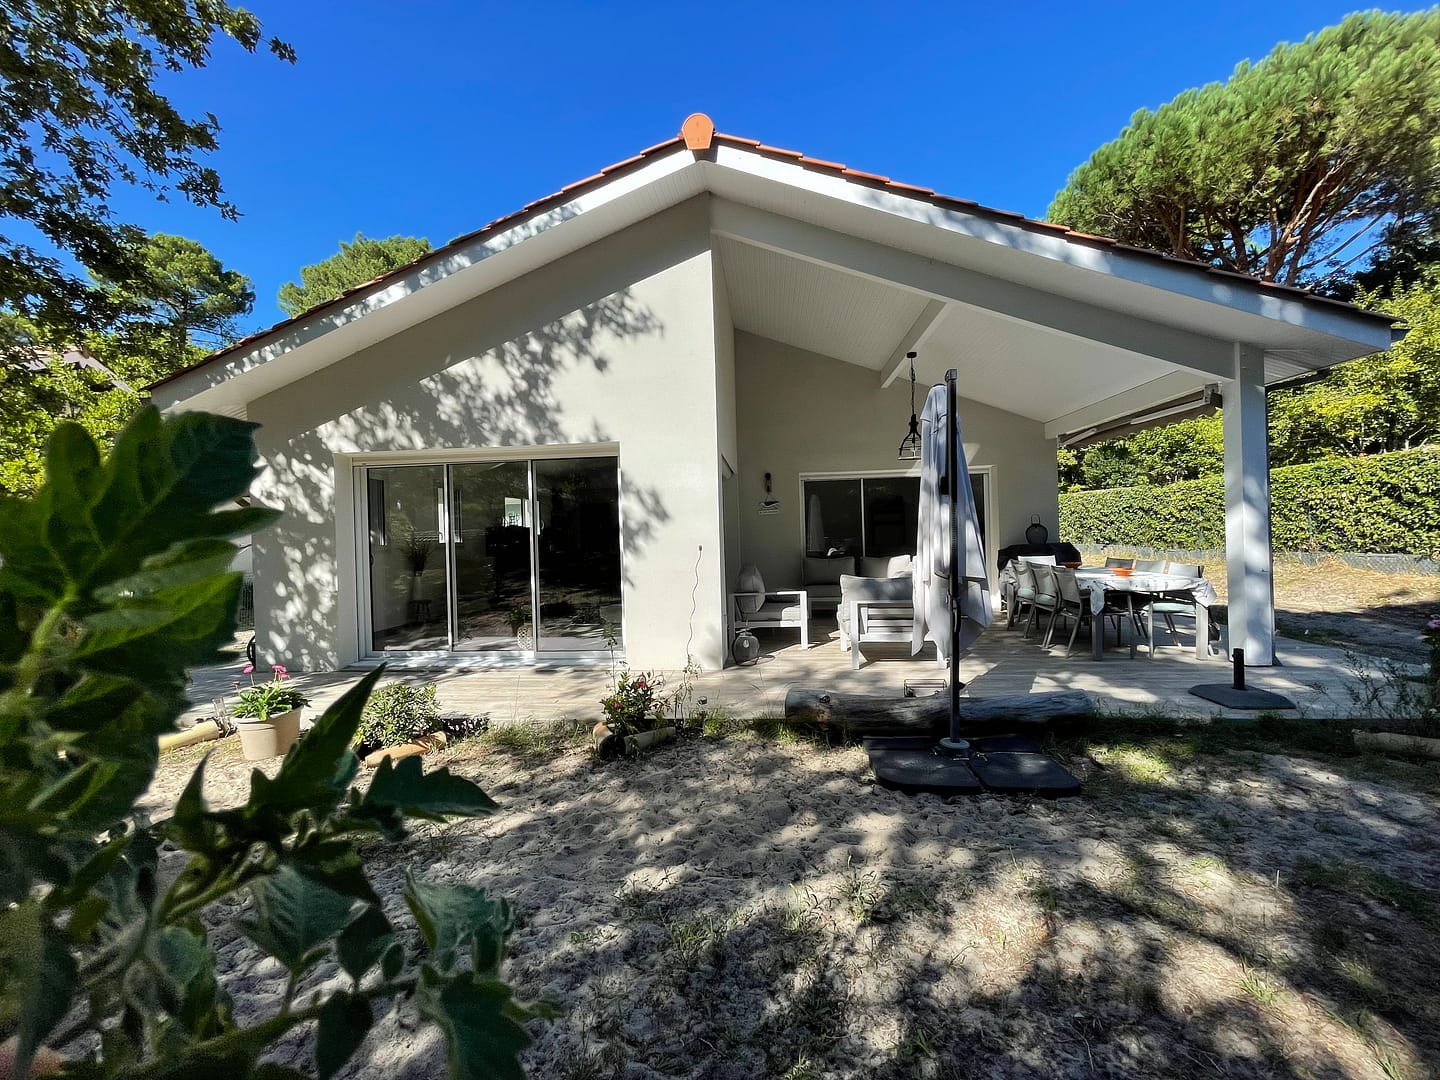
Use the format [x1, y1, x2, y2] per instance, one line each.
[783, 688, 1094, 736]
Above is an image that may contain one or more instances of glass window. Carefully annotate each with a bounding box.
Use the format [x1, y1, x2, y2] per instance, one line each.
[862, 477, 920, 557]
[362, 455, 623, 657]
[804, 479, 862, 556]
[803, 474, 987, 562]
[804, 476, 920, 559]
[366, 464, 446, 652]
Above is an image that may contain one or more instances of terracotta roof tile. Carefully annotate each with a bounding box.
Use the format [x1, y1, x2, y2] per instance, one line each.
[149, 116, 1396, 393]
[751, 143, 805, 159]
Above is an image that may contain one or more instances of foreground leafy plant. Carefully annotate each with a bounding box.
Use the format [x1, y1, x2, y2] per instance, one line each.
[0, 407, 537, 1079]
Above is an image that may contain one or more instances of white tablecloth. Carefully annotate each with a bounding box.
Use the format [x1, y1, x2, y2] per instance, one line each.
[1074, 569, 1217, 615]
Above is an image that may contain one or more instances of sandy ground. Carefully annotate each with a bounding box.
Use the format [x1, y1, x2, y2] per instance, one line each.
[144, 721, 1440, 1080]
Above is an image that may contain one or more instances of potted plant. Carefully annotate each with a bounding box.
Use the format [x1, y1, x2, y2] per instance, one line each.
[596, 669, 675, 759]
[233, 665, 310, 760]
[354, 682, 446, 767]
[508, 605, 534, 649]
[403, 529, 433, 603]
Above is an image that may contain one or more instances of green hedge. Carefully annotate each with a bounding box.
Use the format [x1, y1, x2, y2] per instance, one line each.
[1058, 446, 1440, 555]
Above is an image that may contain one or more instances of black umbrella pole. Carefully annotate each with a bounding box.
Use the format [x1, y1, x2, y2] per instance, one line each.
[940, 368, 967, 754]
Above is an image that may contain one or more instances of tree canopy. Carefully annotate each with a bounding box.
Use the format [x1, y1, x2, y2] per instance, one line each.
[1048, 9, 1440, 288]
[0, 1, 290, 350]
[94, 233, 255, 353]
[0, 236, 254, 495]
[277, 234, 433, 317]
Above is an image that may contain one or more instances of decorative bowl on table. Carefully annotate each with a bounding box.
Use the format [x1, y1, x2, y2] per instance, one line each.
[1061, 561, 1083, 569]
[1111, 567, 1134, 577]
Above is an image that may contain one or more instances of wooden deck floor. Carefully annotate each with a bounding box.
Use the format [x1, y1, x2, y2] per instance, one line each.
[188, 619, 1377, 729]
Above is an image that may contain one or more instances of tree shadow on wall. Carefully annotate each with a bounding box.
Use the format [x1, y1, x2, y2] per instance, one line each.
[255, 276, 677, 671]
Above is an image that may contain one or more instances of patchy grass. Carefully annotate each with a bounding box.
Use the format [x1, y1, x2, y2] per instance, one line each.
[1057, 713, 1440, 797]
[474, 718, 590, 761]
[1294, 857, 1438, 925]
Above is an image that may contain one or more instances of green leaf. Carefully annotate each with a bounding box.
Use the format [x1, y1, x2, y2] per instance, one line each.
[37, 422, 105, 581]
[316, 992, 372, 1079]
[166, 755, 214, 852]
[289, 840, 380, 905]
[335, 903, 393, 981]
[416, 969, 532, 1080]
[405, 873, 513, 976]
[150, 926, 226, 1036]
[0, 902, 78, 1080]
[250, 668, 383, 817]
[47, 831, 130, 908]
[239, 866, 357, 975]
[94, 538, 244, 602]
[363, 755, 499, 821]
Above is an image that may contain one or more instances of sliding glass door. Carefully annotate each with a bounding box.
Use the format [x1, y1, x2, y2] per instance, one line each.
[450, 462, 532, 652]
[361, 455, 621, 657]
[366, 464, 447, 652]
[534, 457, 622, 652]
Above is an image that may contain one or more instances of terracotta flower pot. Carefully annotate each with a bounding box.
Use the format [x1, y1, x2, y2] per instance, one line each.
[236, 707, 302, 761]
[593, 721, 623, 760]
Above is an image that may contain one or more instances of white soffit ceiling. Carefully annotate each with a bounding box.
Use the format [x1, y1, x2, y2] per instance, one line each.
[705, 154, 1394, 369]
[716, 236, 929, 369]
[920, 304, 1204, 423]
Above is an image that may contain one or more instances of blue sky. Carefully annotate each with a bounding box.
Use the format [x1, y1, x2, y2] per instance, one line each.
[116, 0, 1391, 331]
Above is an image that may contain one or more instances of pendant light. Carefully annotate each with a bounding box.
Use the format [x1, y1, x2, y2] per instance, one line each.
[897, 351, 922, 460]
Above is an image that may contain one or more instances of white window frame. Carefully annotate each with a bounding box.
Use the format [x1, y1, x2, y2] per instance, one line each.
[797, 466, 997, 579]
[351, 442, 623, 664]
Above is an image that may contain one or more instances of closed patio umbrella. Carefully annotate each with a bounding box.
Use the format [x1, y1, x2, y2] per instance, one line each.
[912, 380, 992, 666]
[913, 373, 991, 755]
[864, 369, 1081, 796]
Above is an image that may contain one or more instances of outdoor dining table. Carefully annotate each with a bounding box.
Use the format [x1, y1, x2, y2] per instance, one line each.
[1073, 568, 1219, 661]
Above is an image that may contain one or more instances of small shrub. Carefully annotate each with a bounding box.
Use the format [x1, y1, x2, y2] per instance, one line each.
[356, 682, 441, 749]
[599, 669, 668, 736]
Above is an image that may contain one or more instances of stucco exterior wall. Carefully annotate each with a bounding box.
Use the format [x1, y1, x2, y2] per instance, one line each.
[246, 199, 726, 672]
[733, 332, 1059, 589]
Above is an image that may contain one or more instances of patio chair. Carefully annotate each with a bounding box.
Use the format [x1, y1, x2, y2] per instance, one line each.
[1046, 566, 1093, 654]
[1104, 556, 1135, 568]
[1026, 563, 1060, 642]
[1134, 558, 1167, 572]
[1145, 561, 1217, 646]
[1007, 559, 1039, 629]
[732, 565, 810, 649]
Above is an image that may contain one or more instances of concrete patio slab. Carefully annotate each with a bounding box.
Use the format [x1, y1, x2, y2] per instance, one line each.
[186, 620, 1377, 730]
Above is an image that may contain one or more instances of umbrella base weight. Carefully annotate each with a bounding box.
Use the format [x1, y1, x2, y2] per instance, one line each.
[1189, 684, 1295, 710]
[865, 736, 1082, 797]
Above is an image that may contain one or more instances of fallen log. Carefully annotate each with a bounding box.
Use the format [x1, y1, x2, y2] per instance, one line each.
[783, 688, 1094, 736]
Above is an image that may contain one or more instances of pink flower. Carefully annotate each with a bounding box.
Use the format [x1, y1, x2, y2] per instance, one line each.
[242, 665, 255, 675]
[272, 665, 287, 675]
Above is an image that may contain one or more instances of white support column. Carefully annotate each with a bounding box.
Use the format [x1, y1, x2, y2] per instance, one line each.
[1223, 343, 1276, 666]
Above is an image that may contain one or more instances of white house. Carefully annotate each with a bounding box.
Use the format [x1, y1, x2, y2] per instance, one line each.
[150, 114, 1400, 674]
